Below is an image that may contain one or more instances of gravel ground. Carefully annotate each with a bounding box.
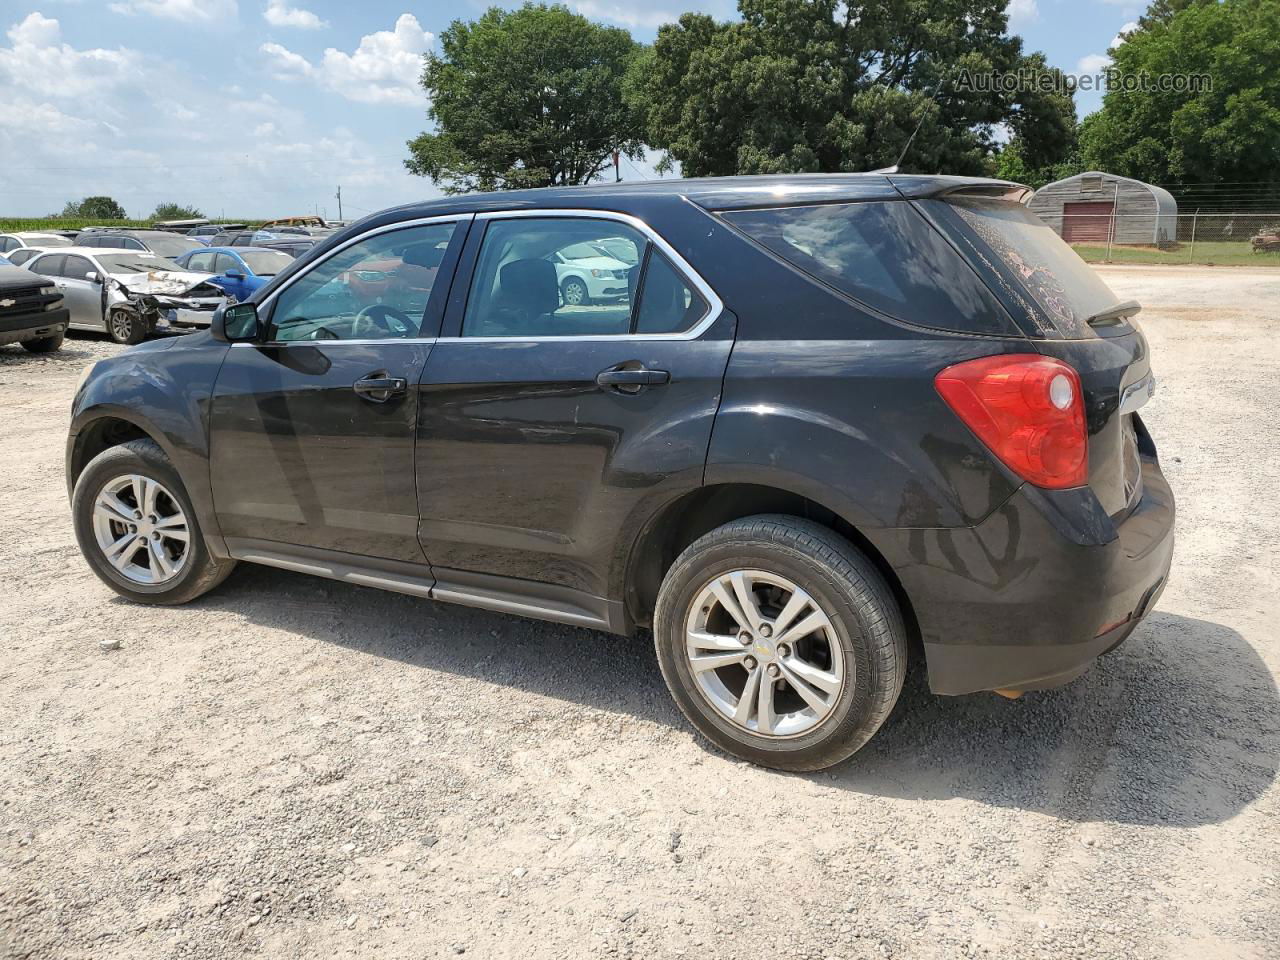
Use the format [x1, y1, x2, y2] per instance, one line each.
[2, 265, 1278, 960]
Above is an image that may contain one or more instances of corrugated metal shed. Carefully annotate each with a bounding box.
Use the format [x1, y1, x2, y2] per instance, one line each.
[1029, 171, 1178, 246]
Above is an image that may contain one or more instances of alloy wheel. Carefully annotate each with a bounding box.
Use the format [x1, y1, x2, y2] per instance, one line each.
[563, 279, 586, 305]
[91, 474, 190, 585]
[684, 569, 846, 738]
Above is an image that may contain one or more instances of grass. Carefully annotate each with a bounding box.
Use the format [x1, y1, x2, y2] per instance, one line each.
[1073, 240, 1280, 267]
[0, 217, 266, 232]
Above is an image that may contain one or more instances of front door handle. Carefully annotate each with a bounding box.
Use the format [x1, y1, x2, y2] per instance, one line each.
[353, 373, 407, 403]
[596, 365, 671, 393]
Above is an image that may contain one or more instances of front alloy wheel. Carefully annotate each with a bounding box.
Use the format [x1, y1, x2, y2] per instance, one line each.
[91, 474, 191, 584]
[562, 277, 588, 306]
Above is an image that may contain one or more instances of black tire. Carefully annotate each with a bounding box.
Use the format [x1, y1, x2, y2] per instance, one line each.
[561, 277, 589, 306]
[107, 308, 147, 345]
[72, 438, 236, 605]
[653, 515, 907, 772]
[20, 333, 64, 353]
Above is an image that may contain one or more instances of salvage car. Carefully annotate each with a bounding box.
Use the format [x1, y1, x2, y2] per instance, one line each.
[75, 230, 203, 259]
[174, 247, 295, 301]
[66, 174, 1174, 771]
[26, 248, 225, 344]
[0, 232, 73, 253]
[0, 260, 68, 353]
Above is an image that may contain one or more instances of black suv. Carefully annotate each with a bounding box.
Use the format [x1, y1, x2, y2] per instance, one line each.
[0, 262, 68, 353]
[67, 175, 1174, 771]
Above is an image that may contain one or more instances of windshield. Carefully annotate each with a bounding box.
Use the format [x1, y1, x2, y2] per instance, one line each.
[240, 251, 293, 276]
[21, 234, 72, 247]
[95, 252, 182, 276]
[558, 241, 617, 262]
[140, 235, 201, 258]
[935, 198, 1123, 338]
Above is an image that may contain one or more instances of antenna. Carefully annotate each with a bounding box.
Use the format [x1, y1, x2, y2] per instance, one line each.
[892, 69, 953, 172]
[335, 186, 343, 222]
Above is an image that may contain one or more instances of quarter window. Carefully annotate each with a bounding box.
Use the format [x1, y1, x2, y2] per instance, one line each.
[723, 201, 1010, 336]
[267, 221, 456, 342]
[461, 217, 705, 338]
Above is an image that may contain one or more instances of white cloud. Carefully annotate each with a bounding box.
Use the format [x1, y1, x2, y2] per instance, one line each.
[1077, 53, 1112, 74]
[569, 0, 675, 29]
[260, 13, 432, 106]
[263, 0, 326, 29]
[1110, 20, 1139, 48]
[1005, 0, 1039, 28]
[0, 12, 138, 96]
[109, 0, 237, 22]
[260, 39, 313, 76]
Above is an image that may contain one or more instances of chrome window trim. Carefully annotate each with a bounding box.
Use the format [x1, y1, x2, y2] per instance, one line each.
[231, 338, 439, 348]
[443, 208, 723, 343]
[253, 214, 472, 344]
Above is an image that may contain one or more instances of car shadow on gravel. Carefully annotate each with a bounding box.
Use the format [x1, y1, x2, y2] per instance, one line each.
[199, 568, 1276, 828]
[835, 611, 1279, 827]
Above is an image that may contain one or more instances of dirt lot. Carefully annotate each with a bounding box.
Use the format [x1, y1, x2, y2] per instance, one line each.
[2, 265, 1278, 960]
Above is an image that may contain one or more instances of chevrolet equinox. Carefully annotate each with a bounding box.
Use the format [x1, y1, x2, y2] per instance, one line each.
[67, 175, 1174, 771]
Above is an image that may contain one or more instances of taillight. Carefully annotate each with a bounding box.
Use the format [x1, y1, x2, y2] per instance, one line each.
[935, 354, 1088, 489]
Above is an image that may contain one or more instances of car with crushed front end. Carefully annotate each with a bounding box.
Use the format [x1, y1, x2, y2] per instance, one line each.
[66, 174, 1174, 771]
[26, 247, 226, 344]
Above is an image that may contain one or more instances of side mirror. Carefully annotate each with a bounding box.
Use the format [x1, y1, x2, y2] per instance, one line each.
[85, 271, 99, 283]
[212, 301, 262, 343]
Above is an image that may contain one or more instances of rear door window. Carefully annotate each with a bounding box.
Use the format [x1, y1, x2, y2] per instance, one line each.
[722, 201, 1015, 336]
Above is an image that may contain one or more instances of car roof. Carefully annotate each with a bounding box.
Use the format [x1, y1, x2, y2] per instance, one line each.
[368, 173, 1027, 221]
[191, 246, 282, 255]
[32, 246, 175, 259]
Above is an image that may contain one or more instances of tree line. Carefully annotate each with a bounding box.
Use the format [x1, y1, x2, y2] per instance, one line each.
[406, 0, 1280, 193]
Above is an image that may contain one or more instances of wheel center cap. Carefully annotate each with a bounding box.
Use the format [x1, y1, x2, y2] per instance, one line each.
[752, 636, 776, 660]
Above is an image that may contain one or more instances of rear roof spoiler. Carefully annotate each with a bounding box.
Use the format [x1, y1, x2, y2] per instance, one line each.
[889, 175, 1033, 204]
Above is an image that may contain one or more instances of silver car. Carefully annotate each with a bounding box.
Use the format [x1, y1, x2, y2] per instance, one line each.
[23, 247, 226, 344]
[0, 232, 73, 253]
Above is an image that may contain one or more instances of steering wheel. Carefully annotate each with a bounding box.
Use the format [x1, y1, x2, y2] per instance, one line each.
[353, 303, 414, 339]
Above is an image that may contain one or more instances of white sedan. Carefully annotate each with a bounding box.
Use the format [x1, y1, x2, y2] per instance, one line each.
[551, 241, 634, 306]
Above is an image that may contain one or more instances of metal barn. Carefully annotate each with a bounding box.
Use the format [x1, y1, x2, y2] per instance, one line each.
[1029, 171, 1178, 246]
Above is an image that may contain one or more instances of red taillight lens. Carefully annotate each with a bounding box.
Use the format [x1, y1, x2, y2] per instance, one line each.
[935, 354, 1088, 489]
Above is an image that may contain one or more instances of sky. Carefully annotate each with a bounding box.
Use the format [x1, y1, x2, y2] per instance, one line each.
[0, 0, 1150, 220]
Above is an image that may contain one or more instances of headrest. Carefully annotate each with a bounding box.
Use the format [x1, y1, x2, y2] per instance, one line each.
[498, 259, 559, 315]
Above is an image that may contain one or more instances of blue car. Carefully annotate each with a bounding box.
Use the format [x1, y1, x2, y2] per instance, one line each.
[174, 246, 296, 301]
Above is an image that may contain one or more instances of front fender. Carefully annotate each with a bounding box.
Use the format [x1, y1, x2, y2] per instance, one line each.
[67, 334, 231, 553]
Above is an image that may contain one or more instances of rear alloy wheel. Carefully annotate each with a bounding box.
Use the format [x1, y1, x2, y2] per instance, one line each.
[561, 277, 588, 306]
[654, 515, 907, 771]
[108, 308, 146, 345]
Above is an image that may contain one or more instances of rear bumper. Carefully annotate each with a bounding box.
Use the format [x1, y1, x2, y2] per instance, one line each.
[866, 455, 1175, 695]
[0, 306, 69, 346]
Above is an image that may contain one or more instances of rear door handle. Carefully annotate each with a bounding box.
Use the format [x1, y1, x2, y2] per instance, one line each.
[353, 373, 407, 403]
[595, 365, 671, 393]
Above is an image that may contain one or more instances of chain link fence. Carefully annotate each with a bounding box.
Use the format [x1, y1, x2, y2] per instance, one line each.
[1050, 212, 1280, 266]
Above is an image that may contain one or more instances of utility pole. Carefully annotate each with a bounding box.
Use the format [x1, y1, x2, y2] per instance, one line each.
[335, 186, 343, 222]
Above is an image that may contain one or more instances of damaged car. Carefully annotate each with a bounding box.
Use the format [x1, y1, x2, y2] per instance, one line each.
[25, 248, 227, 344]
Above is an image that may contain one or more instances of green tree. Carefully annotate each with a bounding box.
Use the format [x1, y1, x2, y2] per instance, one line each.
[629, 0, 1076, 179]
[150, 202, 205, 221]
[406, 3, 645, 193]
[60, 196, 127, 220]
[1080, 0, 1280, 186]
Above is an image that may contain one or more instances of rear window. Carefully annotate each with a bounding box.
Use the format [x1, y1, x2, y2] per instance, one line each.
[721, 201, 1014, 336]
[932, 198, 1123, 338]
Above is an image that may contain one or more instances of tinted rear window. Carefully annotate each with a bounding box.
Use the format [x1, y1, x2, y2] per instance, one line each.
[722, 201, 1014, 336]
[931, 198, 1124, 339]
